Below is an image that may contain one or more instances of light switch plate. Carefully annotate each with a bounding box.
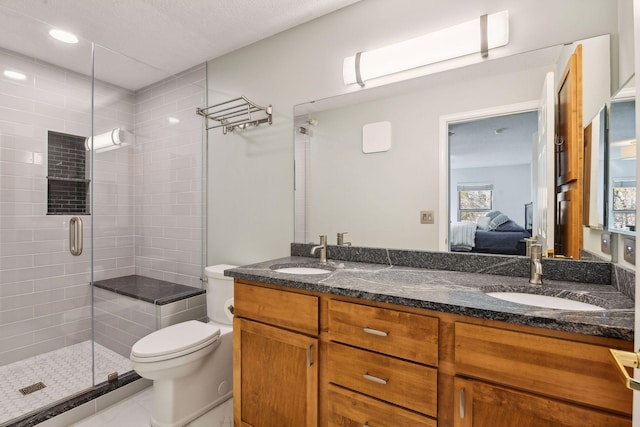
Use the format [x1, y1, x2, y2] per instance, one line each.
[420, 210, 434, 224]
[623, 237, 635, 265]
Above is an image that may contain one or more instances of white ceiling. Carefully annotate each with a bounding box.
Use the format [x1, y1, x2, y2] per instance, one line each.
[0, 0, 360, 90]
[449, 111, 539, 170]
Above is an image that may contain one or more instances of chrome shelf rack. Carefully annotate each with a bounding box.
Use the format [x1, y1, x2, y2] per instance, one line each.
[196, 96, 272, 134]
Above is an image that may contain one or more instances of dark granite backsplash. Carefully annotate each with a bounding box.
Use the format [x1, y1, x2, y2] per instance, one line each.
[292, 243, 613, 285]
[613, 264, 636, 300]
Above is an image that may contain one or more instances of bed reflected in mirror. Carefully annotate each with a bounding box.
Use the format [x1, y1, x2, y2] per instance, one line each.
[449, 112, 537, 255]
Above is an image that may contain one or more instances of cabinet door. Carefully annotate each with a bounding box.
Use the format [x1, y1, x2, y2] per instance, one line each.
[454, 378, 630, 427]
[234, 318, 318, 427]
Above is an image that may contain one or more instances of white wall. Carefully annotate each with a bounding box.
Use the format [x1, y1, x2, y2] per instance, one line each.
[206, 0, 620, 265]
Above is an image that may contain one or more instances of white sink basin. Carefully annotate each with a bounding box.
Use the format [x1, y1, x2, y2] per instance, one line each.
[486, 292, 605, 311]
[273, 267, 332, 275]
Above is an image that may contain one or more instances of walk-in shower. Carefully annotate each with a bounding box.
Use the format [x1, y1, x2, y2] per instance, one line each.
[0, 6, 207, 425]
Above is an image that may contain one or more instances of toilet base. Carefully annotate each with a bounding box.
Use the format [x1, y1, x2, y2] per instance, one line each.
[147, 326, 233, 427]
[186, 397, 233, 427]
[150, 386, 232, 427]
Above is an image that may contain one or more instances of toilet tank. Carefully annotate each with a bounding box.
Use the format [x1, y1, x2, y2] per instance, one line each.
[205, 264, 237, 325]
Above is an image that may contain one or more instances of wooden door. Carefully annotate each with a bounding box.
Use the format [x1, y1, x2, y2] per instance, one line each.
[234, 318, 318, 427]
[454, 377, 630, 427]
[555, 45, 583, 258]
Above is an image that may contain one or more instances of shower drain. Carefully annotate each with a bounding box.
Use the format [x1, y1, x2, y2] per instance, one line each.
[19, 382, 46, 395]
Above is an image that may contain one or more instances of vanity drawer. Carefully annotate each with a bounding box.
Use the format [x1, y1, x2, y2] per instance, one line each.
[328, 342, 437, 417]
[234, 282, 318, 336]
[455, 322, 632, 415]
[327, 384, 436, 427]
[328, 299, 438, 366]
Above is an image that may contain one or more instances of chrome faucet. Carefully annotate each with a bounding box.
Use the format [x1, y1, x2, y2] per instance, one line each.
[311, 235, 327, 263]
[529, 243, 543, 285]
[337, 232, 351, 247]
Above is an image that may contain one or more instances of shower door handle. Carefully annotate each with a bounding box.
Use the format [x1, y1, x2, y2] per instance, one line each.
[69, 217, 83, 256]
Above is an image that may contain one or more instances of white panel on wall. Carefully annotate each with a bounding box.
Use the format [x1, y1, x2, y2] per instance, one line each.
[362, 121, 391, 154]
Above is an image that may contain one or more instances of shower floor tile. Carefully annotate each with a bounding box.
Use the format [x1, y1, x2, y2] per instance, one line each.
[0, 341, 132, 426]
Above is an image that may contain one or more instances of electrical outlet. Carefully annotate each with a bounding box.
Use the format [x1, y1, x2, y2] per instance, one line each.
[623, 237, 635, 265]
[601, 232, 611, 254]
[420, 210, 434, 224]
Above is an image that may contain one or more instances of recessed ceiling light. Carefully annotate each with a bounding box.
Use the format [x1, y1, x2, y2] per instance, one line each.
[49, 28, 79, 44]
[168, 117, 180, 124]
[3, 70, 27, 80]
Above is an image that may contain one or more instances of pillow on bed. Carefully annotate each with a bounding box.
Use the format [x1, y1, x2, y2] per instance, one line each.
[476, 216, 491, 230]
[488, 213, 510, 230]
[485, 210, 502, 220]
[495, 219, 526, 232]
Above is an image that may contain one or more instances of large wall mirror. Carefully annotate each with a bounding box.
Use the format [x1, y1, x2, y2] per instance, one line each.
[294, 33, 625, 262]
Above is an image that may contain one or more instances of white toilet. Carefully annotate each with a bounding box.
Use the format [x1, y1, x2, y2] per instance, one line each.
[130, 264, 236, 427]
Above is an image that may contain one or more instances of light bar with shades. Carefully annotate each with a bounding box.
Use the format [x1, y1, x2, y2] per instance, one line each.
[343, 10, 509, 87]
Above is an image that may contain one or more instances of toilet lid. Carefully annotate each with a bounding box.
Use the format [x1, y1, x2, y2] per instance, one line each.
[131, 320, 220, 359]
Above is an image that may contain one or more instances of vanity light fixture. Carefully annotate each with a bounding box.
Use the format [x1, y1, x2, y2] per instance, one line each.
[3, 70, 27, 80]
[343, 10, 509, 87]
[49, 28, 79, 44]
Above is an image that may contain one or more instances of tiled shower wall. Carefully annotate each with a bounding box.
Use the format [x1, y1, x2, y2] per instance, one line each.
[0, 47, 205, 365]
[133, 65, 206, 287]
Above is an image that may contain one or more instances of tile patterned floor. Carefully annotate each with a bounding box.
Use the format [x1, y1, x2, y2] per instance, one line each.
[0, 341, 132, 425]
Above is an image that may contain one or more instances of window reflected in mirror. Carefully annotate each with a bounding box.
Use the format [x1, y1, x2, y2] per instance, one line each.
[608, 95, 636, 234]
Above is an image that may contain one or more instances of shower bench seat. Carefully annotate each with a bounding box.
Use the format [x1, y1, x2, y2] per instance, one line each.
[93, 275, 207, 359]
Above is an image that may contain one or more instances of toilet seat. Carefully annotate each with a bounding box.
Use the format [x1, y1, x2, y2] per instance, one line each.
[131, 320, 220, 363]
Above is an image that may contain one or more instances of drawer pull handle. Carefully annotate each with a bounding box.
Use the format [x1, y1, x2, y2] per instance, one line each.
[459, 387, 465, 419]
[363, 373, 388, 385]
[307, 345, 313, 368]
[363, 327, 388, 337]
[363, 423, 370, 427]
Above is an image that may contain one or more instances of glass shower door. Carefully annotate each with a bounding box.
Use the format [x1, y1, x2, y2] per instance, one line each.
[0, 7, 97, 424]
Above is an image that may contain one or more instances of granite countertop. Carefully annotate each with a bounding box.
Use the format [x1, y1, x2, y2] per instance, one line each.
[94, 275, 205, 305]
[225, 256, 635, 341]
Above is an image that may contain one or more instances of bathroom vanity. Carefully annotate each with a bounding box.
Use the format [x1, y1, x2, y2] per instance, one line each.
[227, 250, 634, 427]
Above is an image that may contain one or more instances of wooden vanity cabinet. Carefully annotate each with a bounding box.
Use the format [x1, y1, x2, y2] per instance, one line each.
[233, 280, 633, 427]
[233, 282, 319, 427]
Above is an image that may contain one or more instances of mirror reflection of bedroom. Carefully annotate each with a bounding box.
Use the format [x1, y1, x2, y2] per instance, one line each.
[449, 111, 538, 255]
